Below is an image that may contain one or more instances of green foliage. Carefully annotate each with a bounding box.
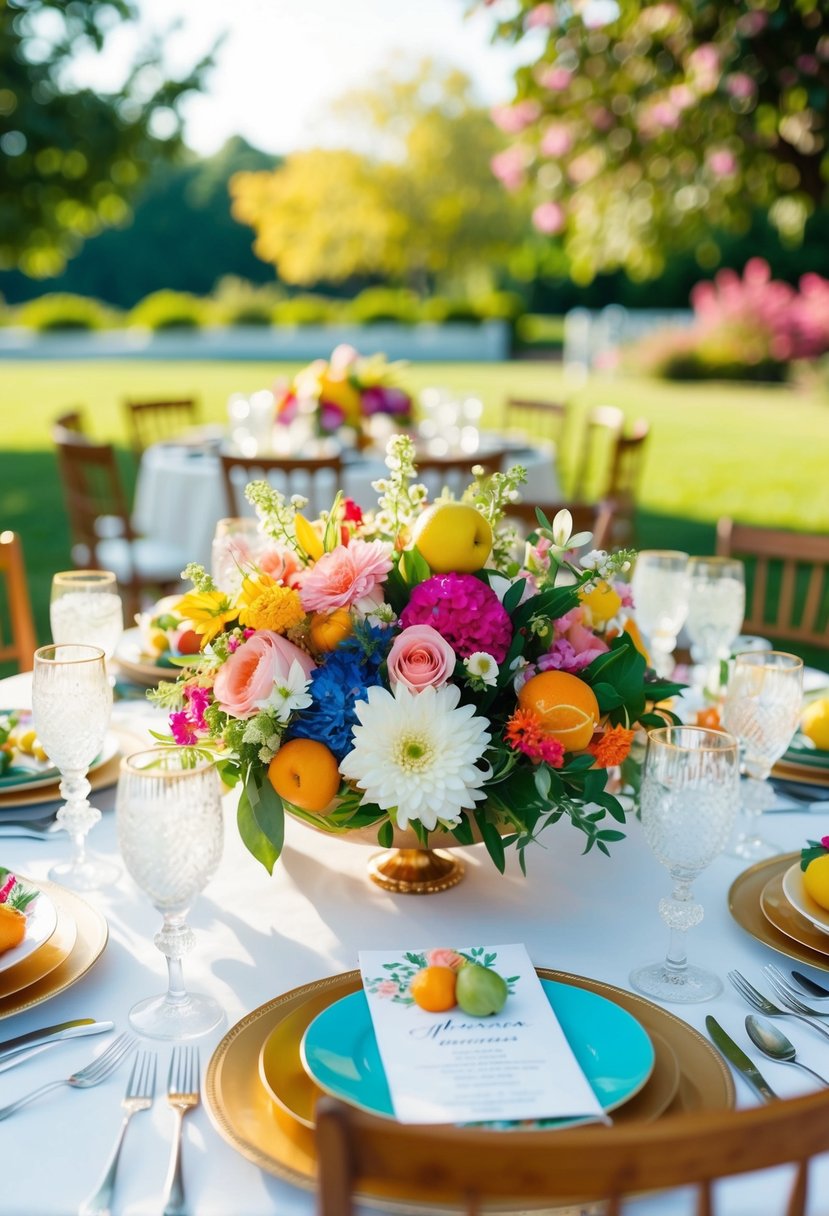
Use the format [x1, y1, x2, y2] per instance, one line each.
[1, 0, 214, 279]
[129, 290, 208, 331]
[273, 295, 339, 325]
[484, 1, 829, 283]
[346, 287, 420, 325]
[16, 293, 116, 331]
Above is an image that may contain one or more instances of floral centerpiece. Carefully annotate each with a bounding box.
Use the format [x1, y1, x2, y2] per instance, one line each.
[274, 344, 413, 438]
[152, 436, 681, 881]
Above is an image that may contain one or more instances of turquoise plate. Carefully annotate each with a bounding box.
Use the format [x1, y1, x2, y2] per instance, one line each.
[300, 977, 654, 1127]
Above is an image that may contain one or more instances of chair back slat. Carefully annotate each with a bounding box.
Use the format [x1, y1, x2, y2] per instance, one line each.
[0, 531, 37, 672]
[125, 398, 198, 457]
[571, 405, 624, 501]
[717, 518, 829, 649]
[219, 452, 345, 518]
[502, 398, 568, 446]
[54, 433, 133, 559]
[414, 451, 507, 501]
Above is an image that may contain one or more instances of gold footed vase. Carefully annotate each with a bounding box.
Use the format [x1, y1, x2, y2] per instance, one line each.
[366, 847, 464, 895]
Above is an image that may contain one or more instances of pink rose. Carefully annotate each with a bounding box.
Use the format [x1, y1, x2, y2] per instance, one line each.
[213, 631, 315, 719]
[376, 980, 399, 997]
[426, 948, 465, 971]
[387, 625, 456, 693]
[259, 544, 303, 588]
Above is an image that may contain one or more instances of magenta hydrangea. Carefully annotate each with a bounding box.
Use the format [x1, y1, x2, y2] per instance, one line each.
[400, 574, 513, 664]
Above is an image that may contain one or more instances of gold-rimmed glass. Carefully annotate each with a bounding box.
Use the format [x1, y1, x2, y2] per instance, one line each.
[116, 747, 224, 1040]
[31, 643, 117, 890]
[50, 570, 124, 662]
[630, 551, 690, 677]
[630, 726, 740, 1004]
[722, 651, 804, 860]
[685, 557, 745, 696]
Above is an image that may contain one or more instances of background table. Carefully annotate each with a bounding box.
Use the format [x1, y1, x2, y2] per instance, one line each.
[132, 436, 563, 569]
[2, 674, 828, 1215]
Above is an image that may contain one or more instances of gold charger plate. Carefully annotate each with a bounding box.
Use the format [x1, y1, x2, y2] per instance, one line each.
[0, 892, 77, 998]
[729, 853, 829, 973]
[0, 879, 108, 1019]
[0, 726, 144, 811]
[204, 968, 733, 1208]
[761, 869, 829, 957]
[771, 758, 829, 789]
[258, 975, 680, 1131]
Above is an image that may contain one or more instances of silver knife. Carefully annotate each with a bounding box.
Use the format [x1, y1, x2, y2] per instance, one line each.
[0, 1019, 114, 1065]
[705, 1016, 778, 1102]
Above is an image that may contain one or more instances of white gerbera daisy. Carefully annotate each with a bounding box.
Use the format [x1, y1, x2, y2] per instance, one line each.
[339, 683, 491, 831]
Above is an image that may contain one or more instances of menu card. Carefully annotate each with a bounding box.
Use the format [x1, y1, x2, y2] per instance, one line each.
[358, 942, 606, 1125]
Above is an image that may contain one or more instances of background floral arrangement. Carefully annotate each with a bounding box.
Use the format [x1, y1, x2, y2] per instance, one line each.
[273, 343, 413, 437]
[154, 436, 681, 875]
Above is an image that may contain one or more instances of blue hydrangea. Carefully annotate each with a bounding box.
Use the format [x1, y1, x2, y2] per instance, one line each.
[290, 625, 390, 761]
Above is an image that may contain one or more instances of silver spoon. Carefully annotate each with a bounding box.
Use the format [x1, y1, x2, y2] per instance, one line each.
[745, 1015, 829, 1086]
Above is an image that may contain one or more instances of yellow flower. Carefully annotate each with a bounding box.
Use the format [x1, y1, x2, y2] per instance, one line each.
[237, 574, 306, 634]
[176, 590, 238, 647]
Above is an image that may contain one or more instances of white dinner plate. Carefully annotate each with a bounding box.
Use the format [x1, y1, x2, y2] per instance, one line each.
[114, 627, 194, 686]
[0, 718, 119, 794]
[782, 863, 829, 937]
[0, 882, 58, 974]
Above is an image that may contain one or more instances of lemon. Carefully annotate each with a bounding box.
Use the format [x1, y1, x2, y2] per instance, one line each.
[802, 698, 829, 751]
[14, 729, 37, 755]
[579, 580, 622, 625]
[31, 741, 49, 763]
[803, 855, 829, 912]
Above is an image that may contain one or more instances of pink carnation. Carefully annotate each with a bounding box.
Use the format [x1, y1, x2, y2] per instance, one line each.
[387, 624, 456, 693]
[299, 539, 392, 614]
[400, 574, 513, 664]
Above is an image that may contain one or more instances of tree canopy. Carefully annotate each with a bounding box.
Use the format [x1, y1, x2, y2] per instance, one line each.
[230, 62, 529, 291]
[0, 0, 212, 278]
[483, 0, 829, 282]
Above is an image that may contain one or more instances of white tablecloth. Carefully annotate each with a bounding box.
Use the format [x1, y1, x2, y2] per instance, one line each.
[132, 438, 563, 570]
[2, 673, 829, 1216]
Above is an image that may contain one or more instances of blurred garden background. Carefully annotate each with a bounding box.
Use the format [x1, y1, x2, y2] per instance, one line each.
[1, 0, 828, 658]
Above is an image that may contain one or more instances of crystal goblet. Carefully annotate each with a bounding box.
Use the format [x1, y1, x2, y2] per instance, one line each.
[116, 748, 224, 1040]
[630, 551, 690, 678]
[31, 643, 118, 890]
[722, 651, 804, 860]
[630, 725, 739, 1004]
[50, 570, 124, 663]
[685, 557, 745, 698]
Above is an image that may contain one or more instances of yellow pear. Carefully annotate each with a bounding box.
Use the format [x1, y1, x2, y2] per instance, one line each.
[412, 502, 492, 573]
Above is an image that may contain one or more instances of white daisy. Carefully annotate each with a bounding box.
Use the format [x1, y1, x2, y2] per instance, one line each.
[463, 651, 498, 688]
[253, 660, 313, 724]
[339, 683, 491, 830]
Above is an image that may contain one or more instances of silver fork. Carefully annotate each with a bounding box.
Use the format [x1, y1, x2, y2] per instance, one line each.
[0, 1032, 135, 1120]
[764, 967, 829, 1026]
[763, 963, 829, 1006]
[79, 1049, 157, 1216]
[162, 1046, 200, 1216]
[728, 970, 829, 1042]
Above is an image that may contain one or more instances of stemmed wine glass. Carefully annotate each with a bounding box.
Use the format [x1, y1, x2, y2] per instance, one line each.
[685, 557, 746, 698]
[630, 551, 690, 677]
[50, 571, 124, 680]
[116, 748, 224, 1040]
[31, 643, 118, 890]
[722, 651, 804, 860]
[630, 725, 739, 1004]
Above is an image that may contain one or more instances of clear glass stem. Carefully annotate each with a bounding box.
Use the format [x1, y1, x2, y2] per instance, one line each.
[649, 636, 676, 678]
[56, 770, 100, 859]
[155, 913, 196, 1011]
[660, 876, 703, 977]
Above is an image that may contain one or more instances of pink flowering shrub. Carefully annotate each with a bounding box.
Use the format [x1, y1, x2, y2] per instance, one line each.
[635, 259, 829, 382]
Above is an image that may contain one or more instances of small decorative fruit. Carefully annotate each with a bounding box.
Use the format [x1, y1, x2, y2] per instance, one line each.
[518, 670, 600, 752]
[309, 608, 353, 652]
[623, 618, 650, 663]
[804, 855, 829, 912]
[0, 905, 26, 955]
[802, 698, 829, 751]
[579, 581, 622, 625]
[410, 965, 458, 1012]
[695, 706, 721, 729]
[176, 629, 202, 656]
[455, 963, 508, 1017]
[412, 502, 493, 574]
[268, 739, 341, 812]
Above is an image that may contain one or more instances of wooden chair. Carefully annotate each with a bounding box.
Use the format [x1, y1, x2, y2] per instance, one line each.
[414, 450, 508, 500]
[316, 1089, 829, 1216]
[505, 499, 616, 551]
[717, 518, 829, 649]
[220, 452, 345, 518]
[53, 408, 87, 435]
[53, 428, 189, 619]
[570, 405, 625, 501]
[502, 397, 568, 450]
[0, 531, 37, 672]
[124, 397, 199, 458]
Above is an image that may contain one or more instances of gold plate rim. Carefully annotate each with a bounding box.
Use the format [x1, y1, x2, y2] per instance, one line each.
[0, 897, 78, 998]
[204, 967, 733, 1208]
[761, 869, 829, 956]
[0, 879, 108, 1019]
[729, 853, 829, 974]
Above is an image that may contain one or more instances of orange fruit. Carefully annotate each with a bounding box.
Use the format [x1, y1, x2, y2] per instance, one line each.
[268, 739, 341, 812]
[518, 670, 600, 752]
[0, 905, 26, 954]
[309, 608, 353, 653]
[623, 618, 650, 664]
[410, 966, 458, 1013]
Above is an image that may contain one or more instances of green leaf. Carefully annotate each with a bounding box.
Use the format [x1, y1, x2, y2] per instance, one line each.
[534, 764, 552, 801]
[450, 817, 475, 846]
[377, 819, 393, 848]
[502, 577, 527, 615]
[399, 546, 432, 587]
[237, 771, 285, 874]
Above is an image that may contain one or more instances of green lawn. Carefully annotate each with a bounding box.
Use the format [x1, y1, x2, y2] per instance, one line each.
[1, 359, 828, 658]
